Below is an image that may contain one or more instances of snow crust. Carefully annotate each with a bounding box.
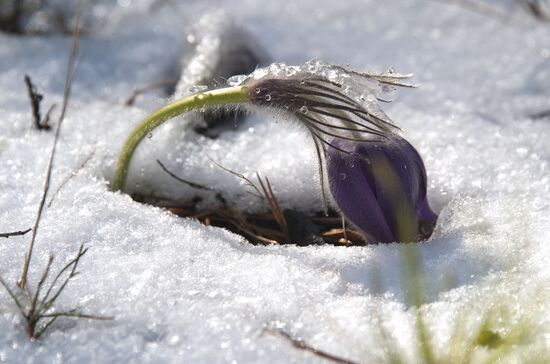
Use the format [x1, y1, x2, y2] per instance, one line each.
[1, 0, 550, 363]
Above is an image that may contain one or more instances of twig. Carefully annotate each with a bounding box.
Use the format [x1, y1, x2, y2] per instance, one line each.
[47, 150, 95, 207]
[264, 327, 360, 364]
[0, 228, 31, 238]
[18, 0, 82, 289]
[24, 75, 50, 130]
[38, 245, 88, 313]
[40, 312, 114, 320]
[207, 156, 263, 198]
[156, 159, 212, 190]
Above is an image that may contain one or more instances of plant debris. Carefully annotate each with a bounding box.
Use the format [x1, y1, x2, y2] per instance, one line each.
[24, 74, 52, 130]
[136, 161, 368, 246]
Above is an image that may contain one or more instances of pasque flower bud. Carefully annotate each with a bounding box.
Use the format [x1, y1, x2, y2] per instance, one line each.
[243, 62, 436, 243]
[326, 136, 437, 243]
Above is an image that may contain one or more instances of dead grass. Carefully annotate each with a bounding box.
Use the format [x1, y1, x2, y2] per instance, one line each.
[135, 160, 367, 246]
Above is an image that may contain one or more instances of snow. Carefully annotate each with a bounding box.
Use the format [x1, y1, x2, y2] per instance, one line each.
[1, 0, 550, 363]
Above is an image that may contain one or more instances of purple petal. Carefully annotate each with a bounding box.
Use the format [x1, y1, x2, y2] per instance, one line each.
[326, 136, 437, 243]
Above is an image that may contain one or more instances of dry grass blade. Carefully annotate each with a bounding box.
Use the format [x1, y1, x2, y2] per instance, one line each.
[30, 254, 54, 311]
[255, 174, 289, 240]
[18, 3, 82, 289]
[38, 244, 88, 313]
[0, 228, 31, 238]
[264, 327, 360, 364]
[157, 159, 212, 190]
[208, 156, 263, 198]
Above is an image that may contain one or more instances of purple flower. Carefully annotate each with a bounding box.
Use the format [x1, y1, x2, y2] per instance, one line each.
[243, 62, 434, 243]
[326, 136, 437, 243]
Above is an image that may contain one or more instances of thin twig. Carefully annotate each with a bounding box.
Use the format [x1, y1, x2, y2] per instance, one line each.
[39, 244, 87, 313]
[40, 312, 114, 320]
[18, 5, 82, 289]
[156, 159, 212, 190]
[24, 74, 50, 130]
[207, 156, 263, 198]
[0, 229, 31, 238]
[30, 254, 54, 311]
[264, 327, 360, 364]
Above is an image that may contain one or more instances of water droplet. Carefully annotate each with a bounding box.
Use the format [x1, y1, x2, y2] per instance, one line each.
[264, 94, 272, 101]
[255, 87, 262, 94]
[340, 173, 347, 180]
[300, 106, 308, 114]
[147, 132, 153, 139]
[227, 74, 248, 87]
[188, 85, 208, 93]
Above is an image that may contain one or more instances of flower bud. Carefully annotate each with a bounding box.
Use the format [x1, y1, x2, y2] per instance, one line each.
[326, 136, 437, 243]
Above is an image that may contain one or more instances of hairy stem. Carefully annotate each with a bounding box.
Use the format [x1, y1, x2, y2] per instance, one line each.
[112, 86, 249, 191]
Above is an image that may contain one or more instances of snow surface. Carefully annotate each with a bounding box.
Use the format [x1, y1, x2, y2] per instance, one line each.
[1, 0, 550, 363]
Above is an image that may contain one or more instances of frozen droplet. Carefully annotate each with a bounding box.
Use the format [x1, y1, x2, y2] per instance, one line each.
[264, 94, 272, 101]
[227, 74, 248, 87]
[340, 173, 347, 180]
[188, 85, 208, 93]
[300, 106, 308, 114]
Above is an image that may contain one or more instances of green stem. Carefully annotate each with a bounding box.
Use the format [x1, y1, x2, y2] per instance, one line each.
[112, 85, 249, 191]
